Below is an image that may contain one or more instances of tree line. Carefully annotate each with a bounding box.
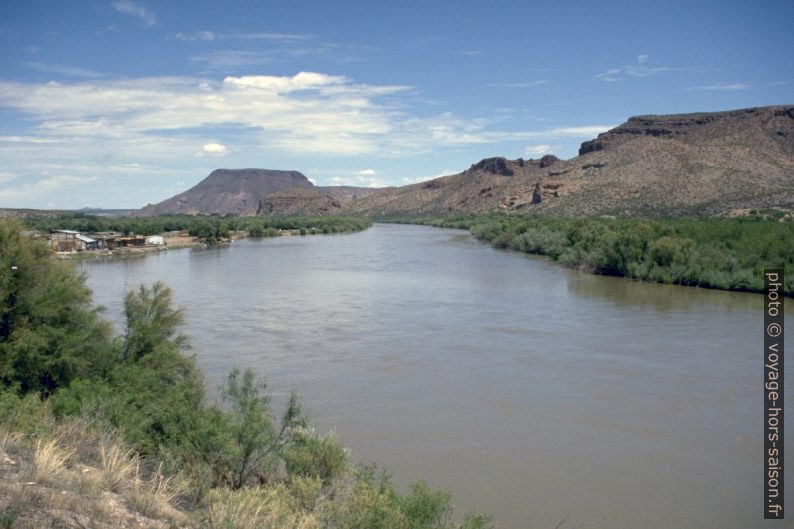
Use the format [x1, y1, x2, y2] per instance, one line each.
[382, 212, 794, 295]
[23, 213, 373, 243]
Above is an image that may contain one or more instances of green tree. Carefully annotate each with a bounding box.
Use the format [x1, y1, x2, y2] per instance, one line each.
[121, 281, 188, 362]
[212, 368, 307, 489]
[0, 221, 113, 395]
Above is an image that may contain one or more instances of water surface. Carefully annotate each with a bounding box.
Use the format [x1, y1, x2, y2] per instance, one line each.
[80, 224, 792, 529]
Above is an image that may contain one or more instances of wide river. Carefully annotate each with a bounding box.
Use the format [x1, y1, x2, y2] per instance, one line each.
[80, 223, 791, 529]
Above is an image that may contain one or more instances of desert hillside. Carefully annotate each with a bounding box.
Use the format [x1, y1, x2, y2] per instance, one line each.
[343, 105, 794, 217]
[133, 105, 794, 218]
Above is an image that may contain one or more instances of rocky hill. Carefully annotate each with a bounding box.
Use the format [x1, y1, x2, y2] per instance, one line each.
[345, 105, 794, 217]
[133, 105, 794, 218]
[257, 185, 383, 216]
[137, 168, 314, 216]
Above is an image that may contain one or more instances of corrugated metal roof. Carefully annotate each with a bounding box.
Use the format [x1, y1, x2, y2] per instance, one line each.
[53, 229, 81, 234]
[76, 234, 96, 243]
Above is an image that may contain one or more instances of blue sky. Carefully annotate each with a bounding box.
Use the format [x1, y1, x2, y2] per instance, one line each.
[0, 0, 792, 209]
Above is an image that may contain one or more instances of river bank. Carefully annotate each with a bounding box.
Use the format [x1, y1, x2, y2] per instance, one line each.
[31, 216, 373, 260]
[382, 214, 794, 296]
[78, 223, 787, 529]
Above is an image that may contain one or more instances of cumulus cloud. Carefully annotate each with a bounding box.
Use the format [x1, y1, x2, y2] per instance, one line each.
[524, 144, 557, 156]
[330, 175, 385, 188]
[0, 70, 614, 204]
[111, 1, 156, 27]
[198, 142, 228, 156]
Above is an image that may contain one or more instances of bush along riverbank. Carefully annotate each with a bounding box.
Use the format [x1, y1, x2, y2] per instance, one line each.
[23, 213, 372, 252]
[0, 220, 493, 529]
[381, 213, 794, 296]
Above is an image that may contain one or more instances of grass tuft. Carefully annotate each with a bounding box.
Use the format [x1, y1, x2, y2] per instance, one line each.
[99, 441, 137, 492]
[29, 438, 75, 486]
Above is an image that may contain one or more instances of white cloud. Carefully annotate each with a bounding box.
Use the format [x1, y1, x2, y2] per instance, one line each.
[402, 169, 457, 185]
[0, 175, 97, 203]
[175, 31, 215, 42]
[176, 31, 307, 43]
[330, 175, 385, 188]
[198, 143, 228, 156]
[25, 62, 102, 78]
[595, 57, 695, 82]
[224, 72, 347, 91]
[0, 135, 57, 144]
[524, 144, 557, 156]
[595, 68, 622, 82]
[688, 82, 750, 91]
[0, 71, 614, 203]
[0, 172, 17, 184]
[355, 169, 377, 176]
[543, 126, 612, 137]
[111, 1, 156, 27]
[189, 50, 275, 69]
[487, 80, 550, 88]
[229, 32, 307, 42]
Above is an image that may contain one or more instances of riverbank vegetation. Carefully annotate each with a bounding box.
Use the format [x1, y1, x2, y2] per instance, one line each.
[382, 213, 794, 296]
[22, 214, 372, 243]
[0, 220, 492, 528]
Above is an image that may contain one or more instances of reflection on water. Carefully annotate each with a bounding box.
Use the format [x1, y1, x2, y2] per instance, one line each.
[80, 224, 792, 529]
[567, 269, 771, 313]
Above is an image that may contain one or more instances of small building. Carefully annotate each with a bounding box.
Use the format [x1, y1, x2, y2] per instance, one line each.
[50, 230, 98, 252]
[76, 234, 98, 251]
[146, 235, 166, 246]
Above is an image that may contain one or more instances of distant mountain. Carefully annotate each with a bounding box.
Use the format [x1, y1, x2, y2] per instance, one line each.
[137, 169, 314, 216]
[134, 105, 794, 219]
[76, 207, 138, 217]
[344, 105, 794, 217]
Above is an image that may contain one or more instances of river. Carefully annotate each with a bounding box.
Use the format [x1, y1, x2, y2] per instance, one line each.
[79, 223, 792, 529]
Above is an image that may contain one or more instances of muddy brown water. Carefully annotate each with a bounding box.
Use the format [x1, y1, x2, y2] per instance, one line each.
[80, 223, 792, 529]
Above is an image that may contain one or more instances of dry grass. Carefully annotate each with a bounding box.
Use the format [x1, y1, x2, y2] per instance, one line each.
[203, 485, 322, 529]
[28, 438, 75, 486]
[0, 419, 186, 529]
[0, 430, 23, 462]
[99, 441, 137, 492]
[124, 461, 185, 524]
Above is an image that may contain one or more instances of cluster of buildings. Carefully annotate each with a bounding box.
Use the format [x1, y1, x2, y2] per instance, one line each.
[49, 230, 166, 252]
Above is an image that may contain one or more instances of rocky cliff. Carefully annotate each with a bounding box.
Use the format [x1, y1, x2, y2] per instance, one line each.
[346, 105, 794, 217]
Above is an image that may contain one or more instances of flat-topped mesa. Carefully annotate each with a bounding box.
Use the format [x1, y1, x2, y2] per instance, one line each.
[138, 168, 313, 216]
[579, 105, 794, 156]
